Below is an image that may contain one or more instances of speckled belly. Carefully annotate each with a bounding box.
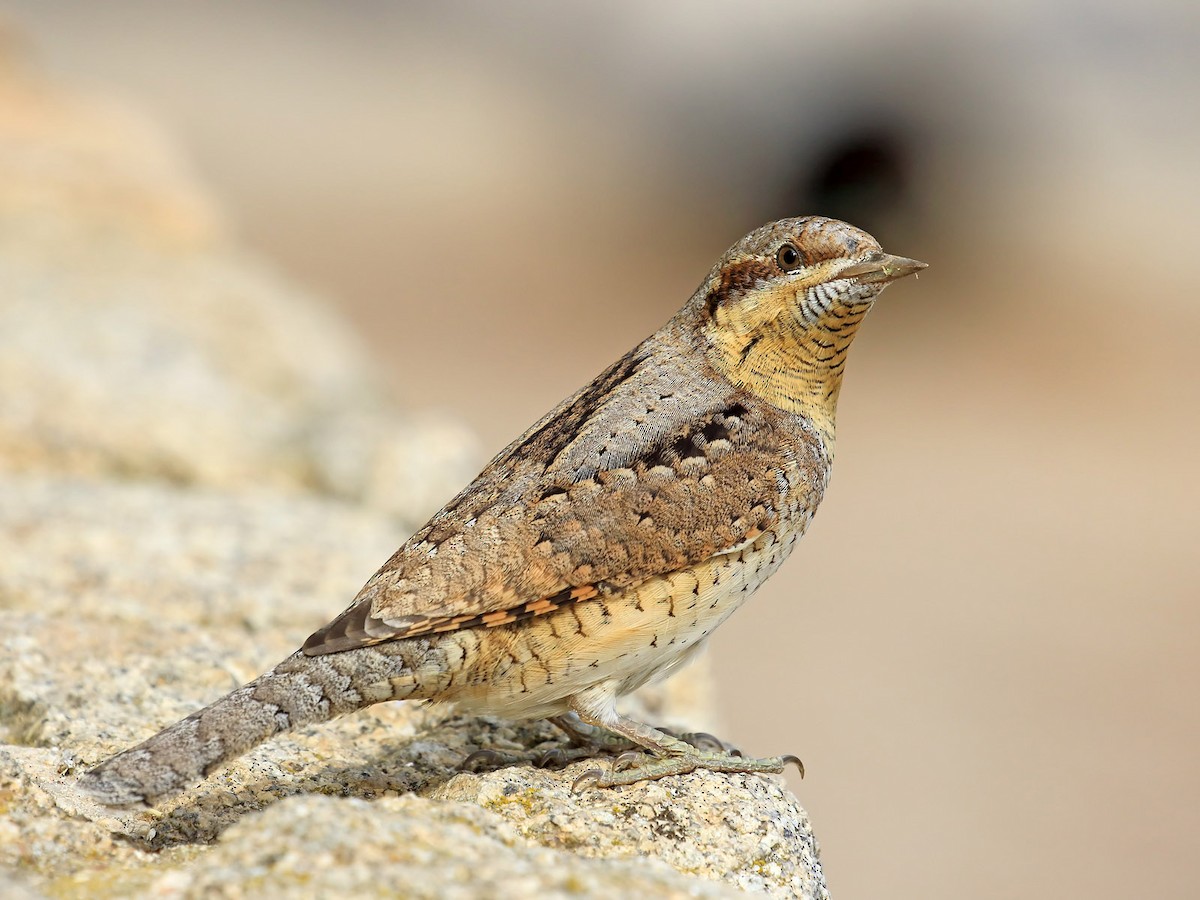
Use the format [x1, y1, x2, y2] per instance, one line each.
[416, 527, 801, 720]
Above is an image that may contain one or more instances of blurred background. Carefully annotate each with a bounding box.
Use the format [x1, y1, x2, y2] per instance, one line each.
[4, 1, 1197, 896]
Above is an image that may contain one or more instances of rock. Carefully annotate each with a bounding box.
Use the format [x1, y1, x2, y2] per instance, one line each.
[0, 43, 477, 526]
[438, 768, 826, 898]
[91, 793, 751, 900]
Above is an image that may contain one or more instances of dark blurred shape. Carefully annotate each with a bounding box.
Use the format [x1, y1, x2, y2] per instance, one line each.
[778, 127, 911, 238]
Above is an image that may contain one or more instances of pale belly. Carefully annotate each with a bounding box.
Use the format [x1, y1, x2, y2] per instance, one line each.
[425, 528, 801, 720]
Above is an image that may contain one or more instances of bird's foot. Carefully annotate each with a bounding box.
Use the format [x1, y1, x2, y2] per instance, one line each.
[659, 729, 740, 753]
[549, 711, 638, 754]
[459, 715, 735, 774]
[553, 712, 736, 755]
[459, 744, 610, 772]
[570, 748, 803, 792]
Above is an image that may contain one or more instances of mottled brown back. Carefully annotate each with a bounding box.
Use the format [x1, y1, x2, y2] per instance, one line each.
[303, 321, 830, 654]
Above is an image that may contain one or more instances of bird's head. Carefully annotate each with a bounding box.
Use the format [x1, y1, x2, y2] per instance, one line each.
[697, 215, 924, 337]
[691, 216, 925, 444]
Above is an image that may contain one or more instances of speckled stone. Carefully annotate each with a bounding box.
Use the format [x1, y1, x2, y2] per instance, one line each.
[0, 43, 477, 525]
[145, 793, 748, 900]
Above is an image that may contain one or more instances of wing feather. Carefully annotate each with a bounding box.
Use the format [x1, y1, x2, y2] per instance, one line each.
[301, 337, 825, 658]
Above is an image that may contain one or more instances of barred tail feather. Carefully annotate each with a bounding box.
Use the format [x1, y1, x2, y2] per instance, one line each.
[78, 646, 408, 806]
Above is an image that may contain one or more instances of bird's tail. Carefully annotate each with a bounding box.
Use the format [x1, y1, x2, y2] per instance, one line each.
[78, 645, 409, 805]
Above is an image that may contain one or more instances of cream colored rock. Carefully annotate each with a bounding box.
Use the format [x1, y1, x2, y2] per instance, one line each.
[439, 767, 827, 899]
[0, 44, 477, 523]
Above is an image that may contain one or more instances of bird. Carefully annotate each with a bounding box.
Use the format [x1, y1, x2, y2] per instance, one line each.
[78, 215, 925, 805]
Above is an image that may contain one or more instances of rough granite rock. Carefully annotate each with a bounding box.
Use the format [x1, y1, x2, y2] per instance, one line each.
[0, 43, 477, 524]
[0, 34, 828, 900]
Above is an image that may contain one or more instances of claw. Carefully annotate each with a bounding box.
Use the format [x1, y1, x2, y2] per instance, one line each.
[460, 749, 506, 771]
[681, 731, 725, 751]
[571, 768, 604, 793]
[534, 748, 568, 770]
[729, 747, 744, 758]
[612, 751, 643, 772]
[781, 754, 805, 778]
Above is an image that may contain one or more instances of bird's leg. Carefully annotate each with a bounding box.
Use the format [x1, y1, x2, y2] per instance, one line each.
[549, 711, 636, 752]
[458, 742, 574, 773]
[567, 683, 802, 791]
[550, 712, 735, 755]
[503, 713, 640, 770]
[459, 712, 634, 772]
[569, 712, 804, 790]
[459, 712, 739, 773]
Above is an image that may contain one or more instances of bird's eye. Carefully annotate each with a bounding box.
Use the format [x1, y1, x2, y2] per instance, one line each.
[776, 243, 804, 271]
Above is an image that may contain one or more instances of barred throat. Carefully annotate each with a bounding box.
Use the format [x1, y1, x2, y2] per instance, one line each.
[704, 281, 873, 457]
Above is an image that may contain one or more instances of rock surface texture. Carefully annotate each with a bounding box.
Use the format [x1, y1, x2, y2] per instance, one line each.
[0, 40, 828, 900]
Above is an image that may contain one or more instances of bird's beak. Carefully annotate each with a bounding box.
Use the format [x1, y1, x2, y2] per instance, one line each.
[839, 251, 927, 284]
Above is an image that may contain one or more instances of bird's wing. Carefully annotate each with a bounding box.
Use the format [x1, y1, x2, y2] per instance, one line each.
[302, 342, 825, 656]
